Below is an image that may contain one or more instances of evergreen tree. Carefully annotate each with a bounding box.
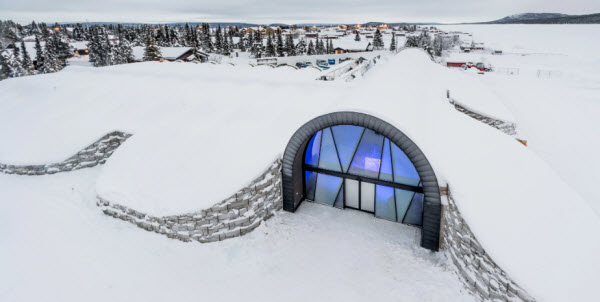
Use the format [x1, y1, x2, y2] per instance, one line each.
[214, 26, 223, 53]
[307, 40, 315, 55]
[390, 33, 397, 51]
[276, 30, 284, 57]
[373, 29, 384, 50]
[20, 41, 34, 74]
[228, 34, 234, 51]
[328, 40, 334, 54]
[143, 33, 162, 61]
[295, 38, 307, 55]
[432, 35, 443, 56]
[405, 35, 419, 47]
[34, 35, 44, 69]
[221, 29, 229, 54]
[116, 33, 134, 64]
[52, 30, 72, 66]
[285, 34, 295, 56]
[40, 38, 60, 73]
[0, 52, 10, 80]
[8, 45, 25, 77]
[354, 32, 361, 41]
[265, 34, 275, 57]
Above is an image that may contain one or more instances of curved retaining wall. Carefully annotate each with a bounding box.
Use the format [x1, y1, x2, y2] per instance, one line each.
[0, 131, 132, 175]
[441, 192, 535, 302]
[97, 158, 283, 243]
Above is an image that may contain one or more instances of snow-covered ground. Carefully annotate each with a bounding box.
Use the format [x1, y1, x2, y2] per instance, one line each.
[438, 25, 600, 215]
[1, 25, 600, 302]
[0, 167, 475, 302]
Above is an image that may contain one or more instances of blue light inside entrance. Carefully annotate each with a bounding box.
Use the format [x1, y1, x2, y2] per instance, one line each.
[304, 125, 423, 227]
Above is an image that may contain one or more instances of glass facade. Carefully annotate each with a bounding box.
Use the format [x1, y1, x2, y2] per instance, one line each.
[304, 125, 424, 227]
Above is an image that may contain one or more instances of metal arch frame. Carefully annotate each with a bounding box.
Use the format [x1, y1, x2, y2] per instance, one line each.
[281, 111, 442, 251]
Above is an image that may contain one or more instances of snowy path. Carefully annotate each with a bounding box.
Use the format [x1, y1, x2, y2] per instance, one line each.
[0, 168, 475, 302]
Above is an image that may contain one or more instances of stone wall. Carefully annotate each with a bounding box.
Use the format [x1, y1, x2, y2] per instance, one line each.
[97, 158, 283, 243]
[0, 131, 131, 175]
[447, 96, 517, 136]
[441, 194, 535, 302]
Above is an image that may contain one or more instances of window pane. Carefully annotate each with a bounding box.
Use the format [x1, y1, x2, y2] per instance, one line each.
[318, 128, 342, 172]
[314, 173, 343, 206]
[395, 189, 414, 222]
[333, 183, 344, 209]
[331, 125, 364, 173]
[375, 185, 395, 221]
[305, 131, 322, 167]
[391, 142, 420, 186]
[305, 170, 318, 200]
[403, 193, 424, 226]
[344, 178, 359, 208]
[360, 182, 375, 212]
[379, 138, 393, 182]
[348, 129, 385, 179]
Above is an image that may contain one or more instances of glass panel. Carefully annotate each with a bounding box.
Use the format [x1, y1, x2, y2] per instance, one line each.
[333, 183, 344, 209]
[360, 182, 375, 212]
[395, 189, 414, 222]
[403, 193, 424, 226]
[305, 171, 318, 200]
[318, 128, 342, 172]
[314, 173, 343, 206]
[391, 142, 420, 186]
[331, 125, 364, 173]
[348, 129, 385, 179]
[344, 178, 359, 208]
[379, 138, 393, 182]
[375, 185, 395, 221]
[304, 131, 322, 167]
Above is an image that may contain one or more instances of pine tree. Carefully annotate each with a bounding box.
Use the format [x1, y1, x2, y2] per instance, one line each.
[0, 52, 10, 80]
[222, 29, 229, 54]
[285, 34, 295, 56]
[116, 33, 134, 64]
[228, 34, 234, 51]
[265, 34, 275, 57]
[8, 45, 25, 77]
[373, 29, 384, 50]
[355, 32, 361, 41]
[276, 30, 284, 57]
[143, 33, 162, 61]
[390, 33, 397, 51]
[328, 40, 334, 54]
[34, 35, 44, 69]
[432, 35, 442, 56]
[214, 26, 223, 53]
[52, 30, 72, 67]
[295, 38, 306, 55]
[20, 41, 34, 74]
[307, 40, 315, 55]
[40, 38, 60, 73]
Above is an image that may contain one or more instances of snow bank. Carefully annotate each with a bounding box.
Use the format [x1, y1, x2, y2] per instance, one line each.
[1, 45, 599, 302]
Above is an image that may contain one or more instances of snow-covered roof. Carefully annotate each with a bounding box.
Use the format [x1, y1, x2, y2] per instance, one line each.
[132, 46, 191, 61]
[0, 49, 598, 302]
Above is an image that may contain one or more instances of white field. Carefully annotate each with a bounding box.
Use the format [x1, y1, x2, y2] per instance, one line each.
[1, 25, 599, 302]
[0, 167, 476, 302]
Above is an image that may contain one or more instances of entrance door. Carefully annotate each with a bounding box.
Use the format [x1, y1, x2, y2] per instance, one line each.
[360, 182, 375, 212]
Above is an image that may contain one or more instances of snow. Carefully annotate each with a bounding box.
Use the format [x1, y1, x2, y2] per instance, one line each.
[0, 167, 475, 302]
[437, 24, 600, 215]
[1, 26, 600, 302]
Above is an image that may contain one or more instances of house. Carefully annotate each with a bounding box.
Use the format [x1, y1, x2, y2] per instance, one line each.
[333, 47, 347, 54]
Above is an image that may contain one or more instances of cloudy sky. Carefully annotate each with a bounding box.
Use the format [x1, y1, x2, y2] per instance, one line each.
[2, 0, 599, 24]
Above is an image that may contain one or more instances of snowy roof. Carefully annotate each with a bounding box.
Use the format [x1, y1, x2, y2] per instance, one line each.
[132, 46, 191, 61]
[0, 49, 598, 302]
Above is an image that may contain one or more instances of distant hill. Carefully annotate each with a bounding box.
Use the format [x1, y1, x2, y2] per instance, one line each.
[485, 12, 600, 24]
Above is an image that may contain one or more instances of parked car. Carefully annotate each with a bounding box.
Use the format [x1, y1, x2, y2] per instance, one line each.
[461, 62, 493, 72]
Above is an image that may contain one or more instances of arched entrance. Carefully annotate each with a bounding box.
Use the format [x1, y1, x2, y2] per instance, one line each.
[282, 112, 441, 251]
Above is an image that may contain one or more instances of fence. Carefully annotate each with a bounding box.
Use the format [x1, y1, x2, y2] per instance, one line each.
[495, 67, 520, 76]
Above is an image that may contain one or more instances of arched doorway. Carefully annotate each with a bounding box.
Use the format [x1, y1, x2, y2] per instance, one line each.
[282, 112, 441, 251]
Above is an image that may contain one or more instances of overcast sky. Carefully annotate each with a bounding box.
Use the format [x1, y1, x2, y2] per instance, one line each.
[2, 0, 599, 24]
